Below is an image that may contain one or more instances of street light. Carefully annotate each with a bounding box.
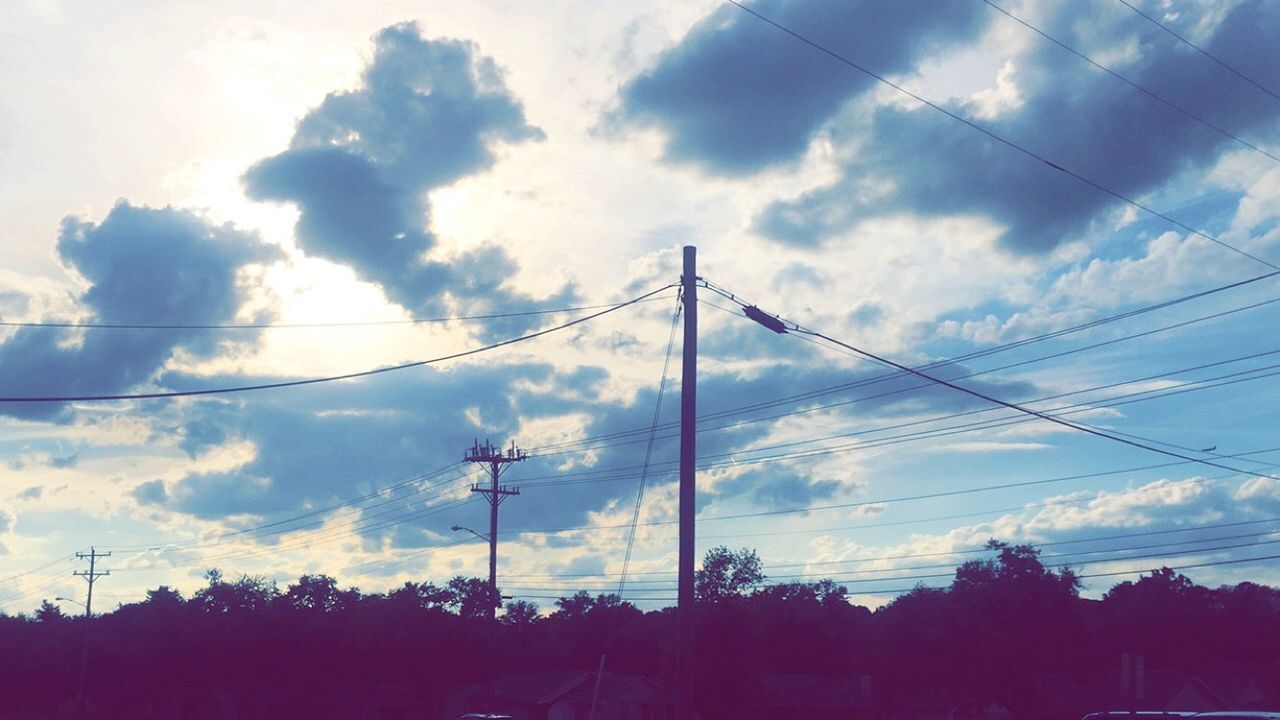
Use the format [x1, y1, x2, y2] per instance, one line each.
[55, 596, 87, 612]
[452, 524, 489, 543]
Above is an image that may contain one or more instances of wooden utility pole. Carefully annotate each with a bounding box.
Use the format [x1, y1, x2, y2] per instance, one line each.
[677, 245, 698, 720]
[73, 547, 110, 617]
[73, 547, 110, 712]
[464, 440, 525, 620]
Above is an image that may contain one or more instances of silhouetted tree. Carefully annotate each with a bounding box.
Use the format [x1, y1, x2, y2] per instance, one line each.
[1102, 566, 1215, 669]
[386, 580, 452, 611]
[2, 547, 1278, 720]
[695, 545, 764, 602]
[34, 599, 66, 623]
[947, 541, 1083, 718]
[500, 599, 539, 626]
[143, 585, 185, 607]
[446, 575, 500, 619]
[192, 568, 278, 614]
[281, 573, 359, 612]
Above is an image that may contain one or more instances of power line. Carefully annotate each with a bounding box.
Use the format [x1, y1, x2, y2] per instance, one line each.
[105, 467, 483, 572]
[505, 345, 1280, 495]
[115, 493, 480, 573]
[982, 0, 1280, 164]
[513, 352, 1280, 490]
[509, 527, 1280, 588]
[724, 0, 1278, 271]
[0, 554, 75, 585]
[616, 292, 683, 601]
[498, 515, 1280, 578]
[677, 349, 1280, 467]
[702, 277, 1280, 482]
[0, 297, 670, 331]
[0, 284, 677, 403]
[528, 270, 1280, 458]
[102, 462, 468, 553]
[791, 325, 1280, 480]
[1111, 0, 1280, 105]
[504, 547, 1280, 599]
[502, 447, 1280, 536]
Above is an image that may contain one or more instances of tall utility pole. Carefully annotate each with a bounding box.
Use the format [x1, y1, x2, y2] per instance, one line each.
[464, 439, 525, 619]
[677, 245, 698, 720]
[73, 547, 111, 617]
[73, 547, 110, 711]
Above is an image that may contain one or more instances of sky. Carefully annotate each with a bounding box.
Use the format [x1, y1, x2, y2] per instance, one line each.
[2, 0, 1280, 615]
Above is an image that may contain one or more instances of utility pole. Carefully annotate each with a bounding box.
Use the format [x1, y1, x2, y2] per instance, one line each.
[464, 439, 525, 713]
[73, 547, 109, 714]
[73, 547, 110, 617]
[677, 245, 697, 720]
[464, 439, 525, 619]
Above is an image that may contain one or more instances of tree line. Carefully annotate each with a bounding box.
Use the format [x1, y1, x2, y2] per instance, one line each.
[2, 542, 1277, 719]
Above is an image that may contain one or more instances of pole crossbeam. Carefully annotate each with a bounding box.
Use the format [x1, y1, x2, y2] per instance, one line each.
[73, 547, 111, 618]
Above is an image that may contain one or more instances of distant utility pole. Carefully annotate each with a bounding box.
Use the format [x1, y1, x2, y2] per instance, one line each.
[464, 439, 525, 620]
[72, 546, 110, 711]
[677, 245, 698, 720]
[73, 547, 111, 617]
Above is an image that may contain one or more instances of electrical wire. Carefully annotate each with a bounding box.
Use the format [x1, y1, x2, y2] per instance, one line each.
[0, 284, 677, 403]
[982, 0, 1280, 165]
[101, 462, 468, 553]
[502, 548, 1280, 600]
[615, 292, 683, 601]
[699, 278, 1280, 482]
[1111, 0, 1280, 104]
[528, 271, 1280, 458]
[724, 0, 1278, 271]
[497, 515, 1280, 578]
[499, 447, 1280, 536]
[502, 343, 1280, 494]
[0, 297, 669, 331]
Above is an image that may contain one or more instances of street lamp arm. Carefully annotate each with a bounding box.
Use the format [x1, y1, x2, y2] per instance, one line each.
[451, 525, 489, 543]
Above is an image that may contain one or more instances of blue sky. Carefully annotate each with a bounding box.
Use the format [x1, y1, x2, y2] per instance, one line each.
[2, 0, 1280, 614]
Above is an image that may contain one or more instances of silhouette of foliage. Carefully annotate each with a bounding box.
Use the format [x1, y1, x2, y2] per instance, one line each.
[0, 545, 1277, 720]
[500, 598, 539, 626]
[446, 575, 500, 619]
[694, 545, 765, 602]
[192, 568, 279, 614]
[34, 599, 66, 623]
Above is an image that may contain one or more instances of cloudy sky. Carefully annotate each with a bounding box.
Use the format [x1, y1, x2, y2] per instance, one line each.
[3, 0, 1280, 614]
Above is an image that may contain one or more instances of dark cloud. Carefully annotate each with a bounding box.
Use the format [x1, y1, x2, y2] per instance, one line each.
[16, 486, 43, 501]
[613, 1, 1280, 253]
[131, 479, 168, 506]
[756, 0, 1280, 252]
[134, 317, 1039, 551]
[244, 22, 568, 327]
[608, 0, 987, 174]
[0, 202, 275, 421]
[750, 474, 841, 507]
[155, 362, 595, 526]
